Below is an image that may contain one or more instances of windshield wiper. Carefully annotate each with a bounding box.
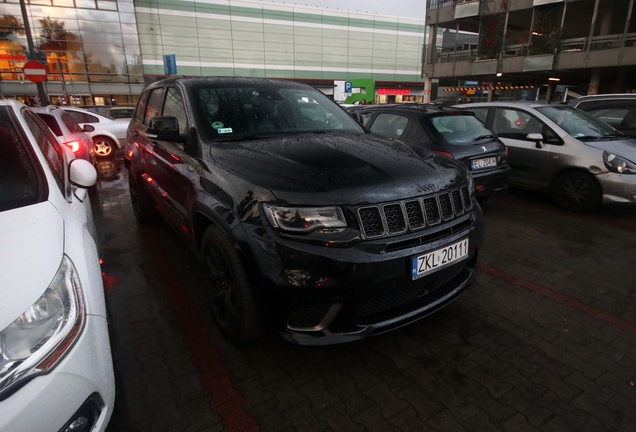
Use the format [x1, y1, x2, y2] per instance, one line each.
[602, 134, 624, 140]
[474, 134, 495, 141]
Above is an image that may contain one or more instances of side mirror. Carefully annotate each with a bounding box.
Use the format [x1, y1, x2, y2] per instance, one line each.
[147, 116, 188, 143]
[83, 124, 95, 132]
[526, 133, 544, 148]
[69, 158, 97, 188]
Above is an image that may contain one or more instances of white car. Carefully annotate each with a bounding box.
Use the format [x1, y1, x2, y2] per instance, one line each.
[62, 107, 130, 158]
[0, 100, 115, 431]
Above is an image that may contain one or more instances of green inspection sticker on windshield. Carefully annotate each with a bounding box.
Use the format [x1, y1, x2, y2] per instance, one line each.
[211, 121, 224, 129]
[217, 128, 233, 134]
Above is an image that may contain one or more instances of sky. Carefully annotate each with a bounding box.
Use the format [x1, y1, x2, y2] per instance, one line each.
[256, 0, 428, 19]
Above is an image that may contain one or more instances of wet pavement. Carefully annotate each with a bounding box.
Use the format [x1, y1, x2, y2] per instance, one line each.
[94, 151, 636, 432]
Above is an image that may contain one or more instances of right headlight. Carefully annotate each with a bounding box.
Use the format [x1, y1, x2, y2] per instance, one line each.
[603, 151, 636, 174]
[0, 255, 85, 397]
[263, 204, 347, 233]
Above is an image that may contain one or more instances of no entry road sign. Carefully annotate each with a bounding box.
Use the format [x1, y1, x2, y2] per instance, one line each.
[23, 61, 47, 83]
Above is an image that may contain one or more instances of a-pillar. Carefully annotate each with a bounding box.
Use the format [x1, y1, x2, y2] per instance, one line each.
[588, 68, 601, 95]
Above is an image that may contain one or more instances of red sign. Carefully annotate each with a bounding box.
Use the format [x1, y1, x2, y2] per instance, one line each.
[23, 60, 47, 83]
[377, 88, 411, 96]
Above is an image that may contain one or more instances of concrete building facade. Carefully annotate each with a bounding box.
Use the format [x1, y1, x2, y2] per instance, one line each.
[424, 0, 636, 102]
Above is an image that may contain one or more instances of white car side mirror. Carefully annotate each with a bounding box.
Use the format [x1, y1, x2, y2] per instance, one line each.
[526, 133, 544, 148]
[69, 159, 97, 188]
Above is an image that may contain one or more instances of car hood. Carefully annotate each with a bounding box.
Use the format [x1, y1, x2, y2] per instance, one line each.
[0, 202, 64, 330]
[209, 132, 468, 205]
[584, 138, 636, 161]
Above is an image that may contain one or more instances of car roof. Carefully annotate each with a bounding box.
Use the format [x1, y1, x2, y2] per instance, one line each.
[457, 101, 564, 110]
[569, 94, 636, 107]
[348, 104, 471, 116]
[145, 75, 318, 92]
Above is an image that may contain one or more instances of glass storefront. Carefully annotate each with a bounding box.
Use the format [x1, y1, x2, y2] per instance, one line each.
[0, 0, 143, 105]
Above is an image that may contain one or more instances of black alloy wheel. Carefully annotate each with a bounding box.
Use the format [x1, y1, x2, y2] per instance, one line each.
[128, 171, 159, 224]
[201, 225, 258, 344]
[551, 172, 601, 213]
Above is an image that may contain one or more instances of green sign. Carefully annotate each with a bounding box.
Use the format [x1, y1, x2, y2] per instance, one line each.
[344, 79, 375, 104]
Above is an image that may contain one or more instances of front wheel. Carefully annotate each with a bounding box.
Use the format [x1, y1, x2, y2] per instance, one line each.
[94, 136, 115, 158]
[551, 172, 601, 213]
[201, 225, 259, 344]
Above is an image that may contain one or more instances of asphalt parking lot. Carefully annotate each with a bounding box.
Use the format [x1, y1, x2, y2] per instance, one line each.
[94, 152, 636, 432]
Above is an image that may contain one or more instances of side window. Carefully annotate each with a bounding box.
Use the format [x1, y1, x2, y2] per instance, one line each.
[134, 91, 149, 123]
[24, 112, 65, 191]
[468, 108, 489, 124]
[36, 113, 63, 136]
[369, 113, 409, 139]
[67, 110, 98, 124]
[61, 113, 83, 134]
[587, 107, 631, 128]
[492, 108, 543, 140]
[359, 112, 373, 127]
[144, 88, 165, 125]
[162, 88, 187, 134]
[542, 125, 562, 145]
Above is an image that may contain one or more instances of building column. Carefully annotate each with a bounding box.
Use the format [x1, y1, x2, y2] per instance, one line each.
[423, 77, 433, 103]
[588, 68, 601, 95]
[614, 68, 627, 93]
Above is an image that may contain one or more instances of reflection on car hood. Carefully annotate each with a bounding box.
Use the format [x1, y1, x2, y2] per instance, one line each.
[584, 138, 636, 161]
[0, 202, 64, 330]
[209, 132, 468, 205]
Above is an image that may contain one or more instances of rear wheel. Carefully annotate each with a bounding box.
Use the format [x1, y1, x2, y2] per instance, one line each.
[128, 171, 159, 224]
[201, 225, 259, 344]
[94, 136, 115, 158]
[551, 171, 601, 213]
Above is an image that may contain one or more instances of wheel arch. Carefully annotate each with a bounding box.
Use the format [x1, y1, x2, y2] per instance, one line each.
[548, 166, 603, 195]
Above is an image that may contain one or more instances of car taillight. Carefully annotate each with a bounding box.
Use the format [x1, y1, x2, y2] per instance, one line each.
[433, 150, 454, 159]
[65, 141, 81, 152]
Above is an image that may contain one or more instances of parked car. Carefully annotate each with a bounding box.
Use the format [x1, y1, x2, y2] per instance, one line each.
[79, 105, 110, 115]
[568, 94, 636, 138]
[62, 107, 130, 158]
[459, 102, 636, 212]
[347, 104, 509, 200]
[0, 100, 114, 431]
[31, 105, 96, 166]
[125, 77, 483, 345]
[106, 106, 135, 119]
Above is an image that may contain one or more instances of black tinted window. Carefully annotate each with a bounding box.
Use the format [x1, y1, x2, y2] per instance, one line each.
[0, 107, 41, 211]
[67, 110, 99, 124]
[144, 88, 165, 125]
[37, 113, 63, 136]
[61, 113, 84, 133]
[24, 112, 65, 191]
[134, 91, 149, 123]
[424, 113, 495, 145]
[369, 113, 409, 139]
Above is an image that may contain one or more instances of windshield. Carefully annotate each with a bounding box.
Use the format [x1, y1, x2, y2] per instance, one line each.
[537, 106, 620, 140]
[191, 82, 364, 140]
[0, 107, 42, 212]
[423, 113, 496, 145]
[108, 108, 134, 119]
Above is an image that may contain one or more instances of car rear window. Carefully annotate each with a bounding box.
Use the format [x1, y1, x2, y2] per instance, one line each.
[422, 113, 495, 145]
[61, 112, 84, 133]
[0, 107, 42, 212]
[36, 113, 63, 136]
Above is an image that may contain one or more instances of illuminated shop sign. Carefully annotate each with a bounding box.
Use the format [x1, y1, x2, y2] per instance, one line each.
[377, 88, 411, 95]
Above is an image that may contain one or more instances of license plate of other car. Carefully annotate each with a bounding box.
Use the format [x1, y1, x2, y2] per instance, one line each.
[471, 157, 497, 170]
[411, 239, 469, 280]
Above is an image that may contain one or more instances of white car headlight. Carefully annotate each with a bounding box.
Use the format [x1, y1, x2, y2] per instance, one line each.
[0, 255, 85, 396]
[263, 204, 347, 233]
[603, 151, 636, 174]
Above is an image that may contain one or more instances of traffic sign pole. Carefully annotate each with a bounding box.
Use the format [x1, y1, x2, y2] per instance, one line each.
[19, 0, 48, 105]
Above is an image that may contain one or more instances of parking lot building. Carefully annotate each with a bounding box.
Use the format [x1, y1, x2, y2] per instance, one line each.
[0, 0, 428, 105]
[424, 0, 636, 102]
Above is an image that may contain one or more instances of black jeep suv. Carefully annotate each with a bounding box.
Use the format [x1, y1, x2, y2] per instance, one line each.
[125, 77, 483, 345]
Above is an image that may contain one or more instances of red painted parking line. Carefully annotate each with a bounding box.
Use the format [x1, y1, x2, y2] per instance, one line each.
[141, 226, 260, 432]
[479, 262, 636, 336]
[497, 195, 636, 232]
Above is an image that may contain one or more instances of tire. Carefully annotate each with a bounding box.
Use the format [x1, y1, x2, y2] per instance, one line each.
[128, 171, 159, 224]
[93, 136, 115, 158]
[477, 195, 491, 204]
[551, 171, 601, 213]
[201, 225, 259, 344]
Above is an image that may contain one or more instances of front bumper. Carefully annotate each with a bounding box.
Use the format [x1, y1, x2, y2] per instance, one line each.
[0, 315, 115, 432]
[597, 172, 636, 204]
[243, 206, 483, 345]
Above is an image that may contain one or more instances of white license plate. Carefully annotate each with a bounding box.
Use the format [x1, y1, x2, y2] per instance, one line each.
[411, 239, 469, 280]
[472, 157, 497, 170]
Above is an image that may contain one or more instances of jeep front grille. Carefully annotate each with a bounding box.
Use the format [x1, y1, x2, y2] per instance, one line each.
[356, 186, 472, 239]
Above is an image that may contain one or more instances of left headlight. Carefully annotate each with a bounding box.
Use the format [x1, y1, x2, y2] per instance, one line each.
[603, 151, 636, 174]
[0, 255, 85, 397]
[263, 204, 347, 233]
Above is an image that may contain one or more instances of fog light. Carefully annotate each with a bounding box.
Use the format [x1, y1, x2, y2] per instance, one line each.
[64, 417, 89, 432]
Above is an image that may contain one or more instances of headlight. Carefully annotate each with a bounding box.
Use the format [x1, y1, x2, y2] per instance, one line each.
[263, 204, 347, 233]
[0, 255, 85, 396]
[603, 151, 636, 174]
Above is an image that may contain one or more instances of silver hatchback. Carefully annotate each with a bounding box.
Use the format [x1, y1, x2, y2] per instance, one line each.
[458, 102, 636, 212]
